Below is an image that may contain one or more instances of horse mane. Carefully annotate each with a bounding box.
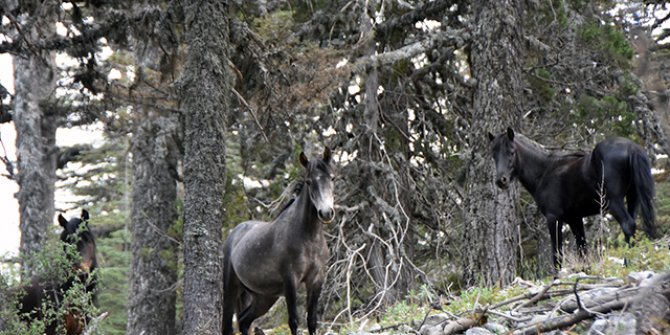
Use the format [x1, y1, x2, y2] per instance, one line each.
[270, 180, 304, 217]
[515, 134, 587, 160]
[78, 228, 96, 245]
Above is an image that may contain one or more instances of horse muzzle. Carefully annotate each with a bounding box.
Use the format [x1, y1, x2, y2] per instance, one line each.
[318, 208, 335, 224]
[496, 176, 510, 189]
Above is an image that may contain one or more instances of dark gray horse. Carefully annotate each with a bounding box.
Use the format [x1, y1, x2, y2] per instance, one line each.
[489, 128, 656, 269]
[223, 148, 335, 335]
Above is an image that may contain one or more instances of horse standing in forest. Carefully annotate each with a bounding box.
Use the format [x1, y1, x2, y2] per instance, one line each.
[222, 148, 335, 335]
[489, 128, 656, 269]
[19, 209, 98, 335]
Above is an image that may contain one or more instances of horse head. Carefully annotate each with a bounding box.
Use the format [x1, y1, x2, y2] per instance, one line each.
[58, 209, 97, 274]
[488, 127, 517, 189]
[299, 147, 335, 224]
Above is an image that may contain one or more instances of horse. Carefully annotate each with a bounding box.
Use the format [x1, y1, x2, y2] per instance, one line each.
[488, 127, 656, 269]
[222, 147, 335, 335]
[18, 209, 98, 335]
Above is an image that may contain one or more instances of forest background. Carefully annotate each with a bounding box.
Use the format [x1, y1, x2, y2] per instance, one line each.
[0, 0, 670, 334]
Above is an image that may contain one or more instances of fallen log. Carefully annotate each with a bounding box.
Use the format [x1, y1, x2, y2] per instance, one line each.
[441, 315, 485, 335]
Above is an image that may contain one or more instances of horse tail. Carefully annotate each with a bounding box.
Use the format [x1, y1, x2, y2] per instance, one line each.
[222, 235, 236, 335]
[630, 149, 656, 238]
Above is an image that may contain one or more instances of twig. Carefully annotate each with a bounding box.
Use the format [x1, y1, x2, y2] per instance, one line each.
[83, 311, 109, 335]
[513, 281, 555, 311]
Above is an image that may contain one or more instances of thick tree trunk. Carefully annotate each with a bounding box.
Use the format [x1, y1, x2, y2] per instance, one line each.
[127, 116, 178, 335]
[13, 1, 59, 264]
[126, 3, 180, 332]
[180, 1, 229, 334]
[462, 0, 524, 286]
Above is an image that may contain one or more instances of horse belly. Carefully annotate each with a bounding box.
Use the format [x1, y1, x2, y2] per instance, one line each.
[231, 244, 285, 296]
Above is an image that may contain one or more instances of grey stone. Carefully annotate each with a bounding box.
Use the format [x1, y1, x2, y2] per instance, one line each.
[587, 313, 637, 335]
[465, 327, 494, 335]
[483, 322, 508, 334]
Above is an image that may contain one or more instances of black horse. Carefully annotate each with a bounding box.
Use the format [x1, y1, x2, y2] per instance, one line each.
[19, 209, 98, 335]
[223, 148, 335, 335]
[489, 128, 656, 268]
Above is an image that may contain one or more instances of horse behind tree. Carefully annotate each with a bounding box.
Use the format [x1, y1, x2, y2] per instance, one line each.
[222, 147, 335, 335]
[19, 209, 98, 335]
[489, 128, 656, 268]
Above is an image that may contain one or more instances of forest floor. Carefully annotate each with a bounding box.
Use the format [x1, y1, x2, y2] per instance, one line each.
[250, 238, 670, 335]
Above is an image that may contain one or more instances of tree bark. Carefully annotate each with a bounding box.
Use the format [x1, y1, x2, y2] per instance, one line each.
[180, 1, 230, 334]
[127, 116, 179, 335]
[126, 2, 180, 332]
[462, 0, 524, 286]
[12, 0, 59, 265]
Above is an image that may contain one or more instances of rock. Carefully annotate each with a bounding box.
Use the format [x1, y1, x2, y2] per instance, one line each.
[587, 313, 636, 335]
[419, 325, 442, 335]
[483, 322, 508, 334]
[631, 290, 670, 333]
[464, 327, 493, 335]
[627, 270, 655, 285]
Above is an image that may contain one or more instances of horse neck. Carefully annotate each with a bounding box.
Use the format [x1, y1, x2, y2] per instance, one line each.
[514, 138, 552, 195]
[277, 185, 322, 237]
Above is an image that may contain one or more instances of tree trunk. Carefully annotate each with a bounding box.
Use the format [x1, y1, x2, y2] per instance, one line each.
[180, 1, 230, 334]
[462, 0, 524, 286]
[127, 115, 179, 335]
[13, 1, 59, 265]
[356, 0, 415, 304]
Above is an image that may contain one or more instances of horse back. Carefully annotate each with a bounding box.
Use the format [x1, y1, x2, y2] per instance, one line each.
[588, 137, 645, 191]
[535, 154, 600, 219]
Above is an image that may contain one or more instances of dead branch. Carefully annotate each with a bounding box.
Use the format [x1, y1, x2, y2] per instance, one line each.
[83, 312, 109, 335]
[512, 281, 555, 311]
[441, 315, 485, 335]
[351, 28, 470, 74]
[511, 297, 631, 335]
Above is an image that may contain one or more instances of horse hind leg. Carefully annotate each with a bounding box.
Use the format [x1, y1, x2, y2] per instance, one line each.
[237, 295, 278, 335]
[608, 197, 636, 245]
[626, 190, 639, 235]
[223, 261, 244, 335]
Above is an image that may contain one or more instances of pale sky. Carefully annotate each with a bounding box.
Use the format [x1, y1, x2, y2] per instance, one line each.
[1, 53, 19, 257]
[0, 54, 103, 257]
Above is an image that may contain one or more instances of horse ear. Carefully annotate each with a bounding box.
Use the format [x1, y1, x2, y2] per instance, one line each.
[81, 209, 89, 221]
[506, 127, 515, 141]
[488, 132, 495, 142]
[323, 147, 332, 163]
[299, 152, 309, 167]
[58, 214, 68, 227]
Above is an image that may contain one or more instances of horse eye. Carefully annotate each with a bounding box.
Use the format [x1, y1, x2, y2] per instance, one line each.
[305, 179, 312, 185]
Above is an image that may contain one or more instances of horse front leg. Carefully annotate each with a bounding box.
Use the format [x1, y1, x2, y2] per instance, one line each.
[546, 216, 563, 271]
[566, 218, 587, 259]
[283, 276, 300, 335]
[306, 281, 323, 335]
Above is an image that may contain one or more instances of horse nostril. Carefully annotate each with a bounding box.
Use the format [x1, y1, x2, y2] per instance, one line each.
[496, 177, 508, 189]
